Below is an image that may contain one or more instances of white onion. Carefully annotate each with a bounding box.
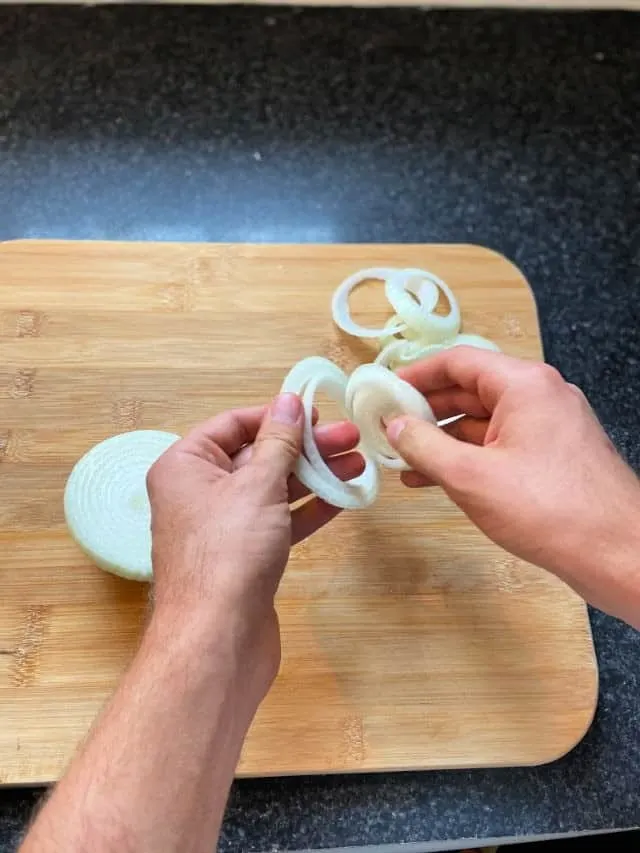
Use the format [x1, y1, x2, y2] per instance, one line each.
[281, 357, 380, 509]
[331, 268, 441, 340]
[376, 334, 501, 370]
[64, 430, 180, 581]
[385, 268, 461, 343]
[281, 357, 436, 506]
[346, 364, 436, 471]
[331, 268, 405, 339]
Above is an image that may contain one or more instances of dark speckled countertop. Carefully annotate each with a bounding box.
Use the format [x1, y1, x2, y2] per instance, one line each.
[0, 6, 639, 852]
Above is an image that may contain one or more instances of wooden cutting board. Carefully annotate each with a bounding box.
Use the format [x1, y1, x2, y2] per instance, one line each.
[0, 240, 597, 784]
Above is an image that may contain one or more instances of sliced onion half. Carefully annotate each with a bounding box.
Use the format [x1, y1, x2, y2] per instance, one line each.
[64, 430, 180, 582]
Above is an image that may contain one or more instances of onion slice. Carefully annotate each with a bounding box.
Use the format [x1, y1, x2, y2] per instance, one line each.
[64, 430, 180, 582]
[331, 268, 405, 339]
[385, 268, 461, 343]
[281, 357, 437, 505]
[346, 364, 436, 470]
[376, 333, 501, 369]
[331, 268, 441, 340]
[281, 357, 379, 509]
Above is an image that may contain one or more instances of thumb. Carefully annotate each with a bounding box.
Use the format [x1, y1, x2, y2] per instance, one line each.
[387, 415, 481, 489]
[251, 392, 304, 481]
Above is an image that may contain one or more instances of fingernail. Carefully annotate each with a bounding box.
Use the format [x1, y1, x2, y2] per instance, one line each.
[387, 416, 408, 444]
[272, 393, 302, 425]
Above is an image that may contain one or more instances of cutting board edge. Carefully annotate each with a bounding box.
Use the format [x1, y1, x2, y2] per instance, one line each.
[0, 619, 600, 787]
[0, 237, 544, 348]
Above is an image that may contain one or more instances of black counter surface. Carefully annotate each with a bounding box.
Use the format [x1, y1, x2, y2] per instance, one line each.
[0, 6, 638, 851]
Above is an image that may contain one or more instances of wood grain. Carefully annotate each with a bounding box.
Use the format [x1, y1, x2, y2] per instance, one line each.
[0, 240, 597, 784]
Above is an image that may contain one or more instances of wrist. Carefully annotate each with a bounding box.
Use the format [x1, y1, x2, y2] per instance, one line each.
[562, 505, 640, 629]
[144, 595, 279, 710]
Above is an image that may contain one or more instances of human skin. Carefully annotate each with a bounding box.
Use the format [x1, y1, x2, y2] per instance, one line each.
[20, 351, 640, 852]
[387, 347, 640, 629]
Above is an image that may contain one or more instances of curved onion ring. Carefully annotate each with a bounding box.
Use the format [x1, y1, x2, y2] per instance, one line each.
[385, 268, 461, 343]
[346, 364, 436, 471]
[281, 357, 379, 509]
[64, 430, 180, 581]
[281, 357, 436, 506]
[378, 313, 423, 350]
[376, 333, 501, 370]
[331, 268, 441, 340]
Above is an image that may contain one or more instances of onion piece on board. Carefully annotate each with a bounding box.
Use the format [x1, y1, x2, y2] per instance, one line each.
[385, 268, 461, 343]
[64, 430, 180, 582]
[331, 268, 441, 340]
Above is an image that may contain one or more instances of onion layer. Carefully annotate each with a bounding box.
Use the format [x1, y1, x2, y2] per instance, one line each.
[281, 357, 380, 509]
[385, 268, 461, 343]
[376, 333, 501, 369]
[346, 364, 436, 471]
[281, 357, 435, 507]
[331, 268, 442, 340]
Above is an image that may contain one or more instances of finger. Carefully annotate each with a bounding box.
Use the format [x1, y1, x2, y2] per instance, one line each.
[443, 417, 490, 446]
[400, 470, 438, 488]
[233, 420, 359, 470]
[291, 497, 342, 546]
[251, 393, 304, 481]
[288, 451, 365, 503]
[427, 388, 489, 421]
[185, 405, 321, 464]
[312, 420, 360, 456]
[397, 347, 544, 411]
[183, 405, 268, 459]
[387, 415, 485, 489]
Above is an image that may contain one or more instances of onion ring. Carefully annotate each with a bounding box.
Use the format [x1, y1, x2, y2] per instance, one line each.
[385, 268, 461, 343]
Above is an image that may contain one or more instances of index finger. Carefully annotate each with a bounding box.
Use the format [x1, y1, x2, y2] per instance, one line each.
[396, 347, 538, 411]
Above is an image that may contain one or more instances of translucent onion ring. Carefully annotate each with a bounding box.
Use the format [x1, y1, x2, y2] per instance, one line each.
[346, 364, 436, 471]
[281, 357, 379, 510]
[385, 268, 461, 343]
[331, 268, 441, 340]
[281, 357, 436, 506]
[376, 334, 501, 370]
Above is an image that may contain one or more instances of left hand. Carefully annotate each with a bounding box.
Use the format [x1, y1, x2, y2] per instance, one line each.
[146, 393, 363, 701]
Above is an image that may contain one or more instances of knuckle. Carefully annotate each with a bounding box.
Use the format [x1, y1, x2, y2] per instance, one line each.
[274, 431, 301, 458]
[528, 362, 563, 387]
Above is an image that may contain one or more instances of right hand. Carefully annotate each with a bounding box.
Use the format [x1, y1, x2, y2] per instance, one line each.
[386, 348, 640, 628]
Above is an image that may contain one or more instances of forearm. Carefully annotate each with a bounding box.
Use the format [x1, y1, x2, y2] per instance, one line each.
[21, 607, 259, 853]
[569, 548, 640, 631]
[558, 507, 640, 630]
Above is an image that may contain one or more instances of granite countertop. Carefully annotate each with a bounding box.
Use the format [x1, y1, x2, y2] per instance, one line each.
[0, 5, 639, 852]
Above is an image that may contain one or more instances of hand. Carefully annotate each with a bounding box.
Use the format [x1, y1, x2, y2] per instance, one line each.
[386, 348, 640, 627]
[146, 393, 363, 699]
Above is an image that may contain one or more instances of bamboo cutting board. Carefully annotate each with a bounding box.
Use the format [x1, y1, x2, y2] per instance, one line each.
[0, 240, 597, 784]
